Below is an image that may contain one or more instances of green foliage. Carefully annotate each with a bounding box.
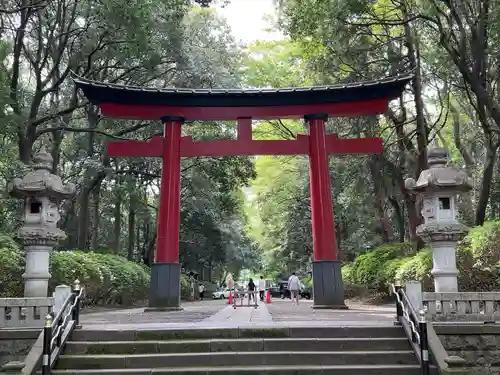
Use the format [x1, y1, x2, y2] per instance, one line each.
[343, 221, 500, 295]
[0, 0, 256, 288]
[341, 263, 354, 283]
[395, 250, 433, 290]
[0, 235, 24, 297]
[0, 238, 150, 304]
[458, 221, 500, 269]
[180, 275, 191, 298]
[50, 251, 151, 305]
[0, 233, 198, 303]
[348, 243, 414, 291]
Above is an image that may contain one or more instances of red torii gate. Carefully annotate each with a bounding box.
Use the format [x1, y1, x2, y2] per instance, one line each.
[74, 73, 412, 310]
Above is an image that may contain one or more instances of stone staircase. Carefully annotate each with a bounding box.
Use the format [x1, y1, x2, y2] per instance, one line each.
[50, 326, 426, 374]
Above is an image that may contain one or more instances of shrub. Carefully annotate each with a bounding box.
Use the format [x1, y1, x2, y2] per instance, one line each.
[50, 251, 151, 305]
[0, 238, 151, 305]
[180, 274, 191, 298]
[458, 221, 500, 270]
[384, 257, 413, 285]
[0, 235, 24, 297]
[396, 250, 433, 290]
[341, 264, 353, 284]
[348, 243, 415, 291]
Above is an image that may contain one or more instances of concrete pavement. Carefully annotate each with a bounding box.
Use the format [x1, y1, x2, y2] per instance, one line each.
[78, 298, 397, 330]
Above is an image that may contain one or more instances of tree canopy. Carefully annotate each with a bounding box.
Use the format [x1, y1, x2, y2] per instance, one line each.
[1, 0, 500, 297]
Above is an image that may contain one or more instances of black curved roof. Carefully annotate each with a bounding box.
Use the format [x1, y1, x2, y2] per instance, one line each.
[73, 73, 413, 108]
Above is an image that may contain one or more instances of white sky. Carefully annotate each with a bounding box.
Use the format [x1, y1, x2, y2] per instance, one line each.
[216, 0, 284, 43]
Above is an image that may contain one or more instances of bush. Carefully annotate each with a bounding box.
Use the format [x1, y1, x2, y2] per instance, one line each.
[180, 274, 191, 298]
[458, 221, 500, 270]
[0, 234, 24, 297]
[396, 250, 433, 290]
[342, 220, 500, 299]
[49, 251, 151, 305]
[348, 243, 415, 291]
[0, 232, 215, 304]
[0, 238, 151, 305]
[455, 221, 500, 291]
[341, 263, 354, 284]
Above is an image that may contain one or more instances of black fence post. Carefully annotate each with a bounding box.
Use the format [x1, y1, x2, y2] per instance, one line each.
[72, 279, 81, 327]
[394, 285, 403, 325]
[42, 314, 52, 375]
[419, 308, 430, 375]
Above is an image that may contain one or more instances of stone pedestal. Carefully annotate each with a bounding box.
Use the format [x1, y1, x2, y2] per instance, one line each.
[146, 262, 182, 311]
[22, 244, 52, 298]
[312, 261, 348, 309]
[430, 240, 459, 293]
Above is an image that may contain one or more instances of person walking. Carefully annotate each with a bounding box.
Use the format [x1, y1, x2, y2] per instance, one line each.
[288, 272, 300, 305]
[248, 278, 256, 304]
[258, 276, 266, 301]
[198, 284, 205, 300]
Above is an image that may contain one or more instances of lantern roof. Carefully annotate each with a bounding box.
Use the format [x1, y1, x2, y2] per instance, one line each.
[9, 148, 76, 200]
[405, 148, 472, 193]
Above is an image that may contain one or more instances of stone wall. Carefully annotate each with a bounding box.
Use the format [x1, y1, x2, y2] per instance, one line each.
[0, 330, 38, 368]
[435, 324, 500, 373]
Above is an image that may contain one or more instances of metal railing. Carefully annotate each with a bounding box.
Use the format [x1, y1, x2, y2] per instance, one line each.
[232, 290, 259, 309]
[391, 284, 430, 375]
[41, 280, 84, 375]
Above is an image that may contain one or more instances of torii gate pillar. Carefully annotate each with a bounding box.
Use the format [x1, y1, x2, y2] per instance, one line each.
[307, 114, 346, 309]
[146, 117, 183, 311]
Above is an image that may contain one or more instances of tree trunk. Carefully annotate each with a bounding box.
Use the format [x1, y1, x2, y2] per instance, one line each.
[208, 257, 212, 282]
[136, 219, 141, 261]
[112, 190, 122, 253]
[62, 199, 78, 249]
[476, 145, 497, 225]
[76, 188, 91, 250]
[388, 197, 405, 243]
[50, 130, 64, 174]
[127, 194, 136, 261]
[91, 183, 101, 251]
[76, 106, 101, 250]
[368, 156, 393, 242]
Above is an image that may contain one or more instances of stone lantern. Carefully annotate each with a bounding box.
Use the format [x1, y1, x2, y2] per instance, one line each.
[405, 148, 472, 293]
[8, 149, 76, 297]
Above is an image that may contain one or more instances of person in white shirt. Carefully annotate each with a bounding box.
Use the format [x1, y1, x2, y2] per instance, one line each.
[258, 276, 266, 301]
[288, 272, 300, 305]
[198, 284, 205, 300]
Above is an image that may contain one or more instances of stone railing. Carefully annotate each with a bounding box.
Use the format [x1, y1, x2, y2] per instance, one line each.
[423, 292, 500, 322]
[0, 297, 54, 329]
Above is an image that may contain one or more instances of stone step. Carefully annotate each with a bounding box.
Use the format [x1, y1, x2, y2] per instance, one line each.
[71, 326, 405, 341]
[50, 364, 431, 375]
[64, 337, 411, 355]
[55, 350, 417, 369]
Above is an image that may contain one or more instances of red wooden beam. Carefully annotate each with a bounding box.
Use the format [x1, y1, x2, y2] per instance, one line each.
[107, 136, 163, 157]
[179, 135, 383, 157]
[179, 135, 309, 157]
[99, 98, 389, 121]
[326, 136, 383, 154]
[106, 134, 384, 158]
[237, 118, 252, 141]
